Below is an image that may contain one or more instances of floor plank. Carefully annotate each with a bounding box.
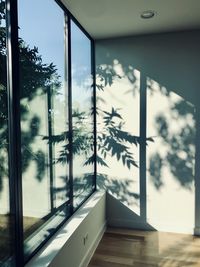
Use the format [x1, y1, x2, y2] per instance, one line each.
[88, 228, 200, 267]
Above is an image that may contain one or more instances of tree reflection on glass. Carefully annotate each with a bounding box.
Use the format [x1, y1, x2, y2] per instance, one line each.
[18, 0, 70, 259]
[0, 0, 14, 265]
[71, 21, 94, 207]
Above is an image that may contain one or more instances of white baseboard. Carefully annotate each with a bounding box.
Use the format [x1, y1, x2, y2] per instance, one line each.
[79, 221, 107, 267]
[108, 218, 194, 234]
[108, 218, 138, 228]
[108, 218, 154, 230]
[147, 220, 194, 234]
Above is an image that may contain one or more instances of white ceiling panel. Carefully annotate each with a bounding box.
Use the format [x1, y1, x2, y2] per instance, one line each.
[62, 0, 200, 39]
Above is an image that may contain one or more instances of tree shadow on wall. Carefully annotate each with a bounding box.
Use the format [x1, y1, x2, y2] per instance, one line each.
[46, 105, 146, 206]
[96, 58, 196, 193]
[48, 62, 154, 207]
[95, 63, 153, 205]
[147, 80, 195, 192]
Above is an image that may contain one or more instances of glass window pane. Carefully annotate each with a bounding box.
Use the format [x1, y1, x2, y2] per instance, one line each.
[18, 0, 70, 259]
[71, 21, 95, 208]
[0, 1, 15, 265]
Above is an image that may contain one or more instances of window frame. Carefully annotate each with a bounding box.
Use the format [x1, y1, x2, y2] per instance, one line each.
[4, 0, 96, 265]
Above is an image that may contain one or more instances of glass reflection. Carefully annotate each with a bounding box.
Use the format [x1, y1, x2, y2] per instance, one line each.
[0, 0, 14, 265]
[71, 21, 94, 208]
[18, 0, 69, 258]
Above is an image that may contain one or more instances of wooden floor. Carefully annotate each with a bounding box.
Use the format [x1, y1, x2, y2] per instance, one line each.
[88, 228, 200, 267]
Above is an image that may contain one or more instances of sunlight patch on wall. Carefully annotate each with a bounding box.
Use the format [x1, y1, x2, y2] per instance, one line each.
[146, 77, 195, 232]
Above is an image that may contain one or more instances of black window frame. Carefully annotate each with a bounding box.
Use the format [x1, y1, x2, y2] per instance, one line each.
[3, 0, 96, 265]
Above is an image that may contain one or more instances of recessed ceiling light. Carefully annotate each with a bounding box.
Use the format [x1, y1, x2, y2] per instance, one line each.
[141, 10, 156, 19]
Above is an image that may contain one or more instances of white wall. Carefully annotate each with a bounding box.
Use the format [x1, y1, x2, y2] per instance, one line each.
[96, 30, 200, 234]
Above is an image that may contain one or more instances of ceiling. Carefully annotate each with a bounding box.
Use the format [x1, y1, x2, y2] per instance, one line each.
[62, 0, 200, 39]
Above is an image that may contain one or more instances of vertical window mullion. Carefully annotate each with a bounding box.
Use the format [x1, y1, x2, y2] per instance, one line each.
[67, 17, 74, 214]
[47, 85, 55, 213]
[139, 74, 147, 221]
[6, 0, 24, 265]
[91, 39, 97, 192]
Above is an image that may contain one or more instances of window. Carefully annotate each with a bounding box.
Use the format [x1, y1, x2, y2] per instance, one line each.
[0, 0, 96, 265]
[0, 1, 15, 265]
[18, 0, 71, 259]
[71, 21, 95, 208]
